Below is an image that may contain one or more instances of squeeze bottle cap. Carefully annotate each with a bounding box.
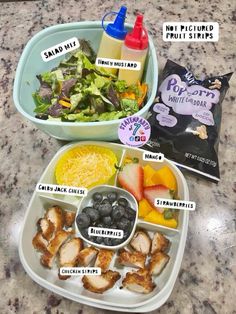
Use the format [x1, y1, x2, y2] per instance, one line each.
[124, 15, 148, 50]
[102, 6, 128, 40]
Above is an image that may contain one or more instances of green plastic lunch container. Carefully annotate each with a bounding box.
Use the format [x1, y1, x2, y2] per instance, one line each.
[13, 22, 158, 141]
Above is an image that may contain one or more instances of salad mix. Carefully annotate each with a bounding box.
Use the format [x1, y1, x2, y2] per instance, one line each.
[33, 40, 148, 122]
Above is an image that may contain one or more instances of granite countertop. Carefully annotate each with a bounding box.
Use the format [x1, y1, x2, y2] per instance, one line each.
[0, 0, 235, 313]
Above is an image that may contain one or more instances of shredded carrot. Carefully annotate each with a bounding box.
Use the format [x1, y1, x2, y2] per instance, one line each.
[120, 91, 136, 100]
[137, 82, 148, 107]
[118, 81, 148, 107]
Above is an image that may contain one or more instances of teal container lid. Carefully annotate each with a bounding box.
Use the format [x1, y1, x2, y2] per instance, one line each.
[102, 6, 127, 40]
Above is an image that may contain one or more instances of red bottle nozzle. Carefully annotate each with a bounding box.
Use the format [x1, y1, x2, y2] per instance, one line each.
[124, 14, 148, 50]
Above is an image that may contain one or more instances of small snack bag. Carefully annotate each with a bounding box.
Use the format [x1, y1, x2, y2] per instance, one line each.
[145, 60, 233, 181]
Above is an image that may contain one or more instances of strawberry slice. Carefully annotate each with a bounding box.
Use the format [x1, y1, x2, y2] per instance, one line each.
[118, 163, 143, 201]
[144, 185, 173, 213]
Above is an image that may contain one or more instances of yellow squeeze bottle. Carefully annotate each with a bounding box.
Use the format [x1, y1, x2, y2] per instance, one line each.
[96, 6, 127, 75]
[118, 15, 148, 85]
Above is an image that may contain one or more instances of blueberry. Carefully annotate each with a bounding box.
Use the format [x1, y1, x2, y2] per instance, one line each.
[80, 228, 89, 239]
[95, 236, 104, 244]
[123, 230, 130, 239]
[129, 220, 134, 230]
[124, 210, 129, 219]
[101, 198, 110, 205]
[102, 216, 112, 226]
[92, 192, 103, 203]
[107, 191, 118, 204]
[126, 207, 136, 220]
[110, 223, 118, 229]
[93, 202, 100, 210]
[99, 202, 112, 216]
[96, 223, 104, 228]
[111, 238, 123, 246]
[111, 239, 121, 246]
[82, 206, 93, 213]
[117, 217, 130, 230]
[83, 207, 99, 222]
[104, 237, 112, 246]
[88, 235, 97, 242]
[118, 198, 129, 208]
[76, 213, 90, 229]
[111, 205, 125, 221]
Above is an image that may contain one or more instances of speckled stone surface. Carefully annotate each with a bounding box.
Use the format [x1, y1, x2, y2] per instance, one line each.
[0, 0, 235, 313]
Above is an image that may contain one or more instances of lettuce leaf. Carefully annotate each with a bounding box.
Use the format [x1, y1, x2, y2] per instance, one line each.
[121, 98, 139, 113]
[97, 111, 125, 121]
[33, 92, 51, 113]
[34, 47, 146, 121]
[64, 110, 125, 122]
[64, 112, 99, 122]
[70, 93, 83, 111]
[114, 80, 127, 92]
[41, 69, 63, 84]
[94, 74, 110, 89]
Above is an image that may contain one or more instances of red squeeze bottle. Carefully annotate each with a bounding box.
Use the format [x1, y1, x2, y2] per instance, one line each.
[118, 15, 148, 85]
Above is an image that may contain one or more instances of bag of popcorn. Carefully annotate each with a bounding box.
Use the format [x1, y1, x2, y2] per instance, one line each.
[144, 60, 233, 182]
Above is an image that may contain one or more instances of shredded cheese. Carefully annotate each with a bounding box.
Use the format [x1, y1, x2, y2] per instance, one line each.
[55, 145, 117, 188]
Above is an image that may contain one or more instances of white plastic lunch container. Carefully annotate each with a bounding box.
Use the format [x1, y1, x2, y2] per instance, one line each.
[18, 141, 189, 312]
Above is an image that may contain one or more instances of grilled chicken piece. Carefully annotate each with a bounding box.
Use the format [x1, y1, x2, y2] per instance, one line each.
[64, 211, 76, 228]
[59, 237, 83, 266]
[94, 249, 114, 272]
[45, 205, 64, 231]
[32, 232, 48, 253]
[149, 252, 170, 275]
[122, 268, 155, 294]
[151, 231, 169, 254]
[40, 252, 54, 269]
[118, 249, 146, 268]
[47, 230, 72, 255]
[37, 218, 55, 241]
[82, 270, 121, 293]
[130, 230, 151, 255]
[58, 237, 83, 280]
[77, 247, 98, 266]
[40, 230, 71, 268]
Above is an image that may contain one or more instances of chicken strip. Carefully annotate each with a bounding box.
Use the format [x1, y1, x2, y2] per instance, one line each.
[47, 230, 72, 255]
[40, 252, 54, 269]
[59, 237, 83, 267]
[37, 218, 55, 241]
[77, 247, 98, 266]
[64, 211, 76, 228]
[94, 249, 114, 272]
[118, 249, 146, 268]
[151, 231, 169, 254]
[32, 232, 48, 253]
[58, 237, 83, 280]
[149, 252, 170, 275]
[122, 268, 155, 294]
[45, 205, 64, 231]
[130, 230, 151, 255]
[82, 270, 121, 294]
[40, 230, 72, 268]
